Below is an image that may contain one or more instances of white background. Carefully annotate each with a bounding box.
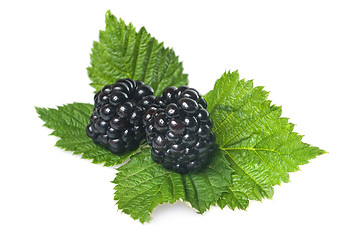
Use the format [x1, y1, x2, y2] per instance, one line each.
[0, 0, 358, 239]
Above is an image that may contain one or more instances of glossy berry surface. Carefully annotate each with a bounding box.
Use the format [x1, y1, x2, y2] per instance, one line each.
[143, 86, 216, 174]
[86, 79, 154, 154]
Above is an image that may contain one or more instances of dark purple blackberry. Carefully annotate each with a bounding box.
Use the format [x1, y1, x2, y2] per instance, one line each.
[143, 86, 216, 174]
[86, 79, 155, 154]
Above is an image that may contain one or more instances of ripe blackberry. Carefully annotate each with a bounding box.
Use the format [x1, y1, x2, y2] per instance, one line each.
[143, 86, 216, 174]
[86, 79, 155, 154]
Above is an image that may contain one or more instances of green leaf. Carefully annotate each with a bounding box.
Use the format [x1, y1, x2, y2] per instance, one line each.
[113, 148, 232, 222]
[113, 148, 185, 223]
[36, 103, 138, 166]
[88, 10, 188, 95]
[181, 149, 233, 213]
[205, 71, 326, 210]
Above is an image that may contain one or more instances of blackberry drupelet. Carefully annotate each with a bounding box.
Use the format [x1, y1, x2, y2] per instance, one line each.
[143, 86, 216, 174]
[86, 79, 155, 154]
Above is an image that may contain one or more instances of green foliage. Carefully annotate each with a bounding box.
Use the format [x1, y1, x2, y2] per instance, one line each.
[88, 10, 188, 95]
[113, 148, 232, 222]
[113, 148, 185, 223]
[181, 149, 233, 213]
[36, 103, 138, 166]
[205, 71, 326, 210]
[36, 11, 326, 222]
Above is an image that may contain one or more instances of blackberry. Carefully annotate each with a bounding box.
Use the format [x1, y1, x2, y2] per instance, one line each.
[143, 86, 216, 174]
[86, 79, 155, 154]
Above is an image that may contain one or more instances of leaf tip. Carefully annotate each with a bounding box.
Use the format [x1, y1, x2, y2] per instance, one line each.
[319, 149, 328, 155]
[35, 106, 44, 115]
[105, 9, 113, 18]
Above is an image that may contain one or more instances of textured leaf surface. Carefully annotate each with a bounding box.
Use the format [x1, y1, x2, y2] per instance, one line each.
[113, 148, 185, 223]
[205, 71, 326, 210]
[182, 149, 233, 213]
[36, 103, 138, 166]
[113, 148, 232, 222]
[88, 10, 188, 95]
